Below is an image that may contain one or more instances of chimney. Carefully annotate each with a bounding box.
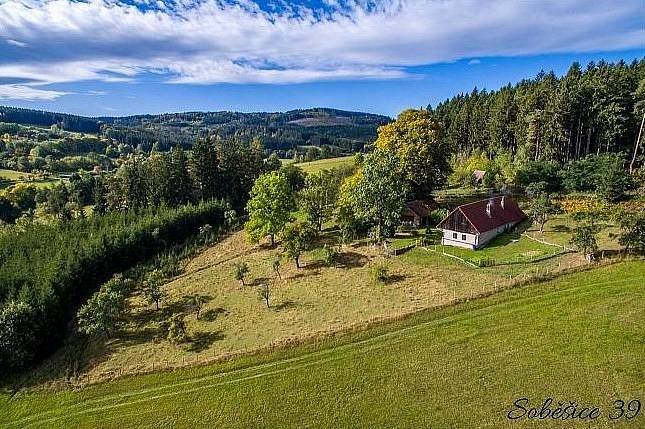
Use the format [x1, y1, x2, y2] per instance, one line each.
[501, 196, 505, 210]
[486, 200, 492, 218]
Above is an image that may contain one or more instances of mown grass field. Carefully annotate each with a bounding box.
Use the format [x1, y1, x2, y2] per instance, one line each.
[435, 224, 563, 263]
[2, 261, 643, 428]
[293, 155, 355, 173]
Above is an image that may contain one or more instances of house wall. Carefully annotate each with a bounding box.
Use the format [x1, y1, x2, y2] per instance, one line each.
[441, 229, 477, 249]
[475, 221, 519, 248]
[441, 220, 520, 250]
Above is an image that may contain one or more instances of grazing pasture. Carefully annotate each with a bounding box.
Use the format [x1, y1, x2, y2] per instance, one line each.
[2, 261, 643, 429]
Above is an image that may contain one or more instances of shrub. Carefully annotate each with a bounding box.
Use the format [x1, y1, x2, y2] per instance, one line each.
[0, 301, 38, 375]
[370, 262, 389, 284]
[167, 313, 187, 344]
[321, 246, 340, 267]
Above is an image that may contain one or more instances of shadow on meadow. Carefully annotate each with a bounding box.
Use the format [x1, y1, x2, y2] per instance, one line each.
[185, 331, 225, 353]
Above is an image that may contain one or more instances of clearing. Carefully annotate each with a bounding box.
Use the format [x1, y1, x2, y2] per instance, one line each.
[293, 155, 355, 173]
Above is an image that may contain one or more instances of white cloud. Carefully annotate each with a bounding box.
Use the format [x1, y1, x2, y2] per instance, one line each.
[0, 84, 69, 100]
[0, 0, 642, 99]
[5, 39, 28, 48]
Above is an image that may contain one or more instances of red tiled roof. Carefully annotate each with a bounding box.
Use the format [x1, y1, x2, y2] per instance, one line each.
[446, 196, 526, 233]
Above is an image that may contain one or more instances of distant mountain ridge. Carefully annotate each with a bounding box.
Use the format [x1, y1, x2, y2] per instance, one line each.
[0, 106, 390, 153]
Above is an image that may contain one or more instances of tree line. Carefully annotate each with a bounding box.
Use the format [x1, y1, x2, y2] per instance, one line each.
[0, 201, 227, 375]
[431, 59, 645, 166]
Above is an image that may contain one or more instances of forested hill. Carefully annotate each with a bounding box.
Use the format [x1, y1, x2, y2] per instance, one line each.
[0, 106, 391, 154]
[0, 106, 100, 134]
[430, 58, 645, 164]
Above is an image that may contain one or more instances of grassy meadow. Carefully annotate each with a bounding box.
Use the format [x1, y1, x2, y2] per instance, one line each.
[293, 155, 355, 173]
[0, 169, 60, 190]
[2, 261, 643, 428]
[12, 224, 595, 388]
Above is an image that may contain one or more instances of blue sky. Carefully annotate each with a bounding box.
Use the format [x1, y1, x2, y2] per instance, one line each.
[0, 0, 643, 117]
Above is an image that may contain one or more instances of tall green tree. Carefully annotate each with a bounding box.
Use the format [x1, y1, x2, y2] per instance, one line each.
[298, 170, 341, 231]
[281, 220, 316, 269]
[190, 138, 221, 201]
[245, 171, 295, 246]
[349, 149, 408, 241]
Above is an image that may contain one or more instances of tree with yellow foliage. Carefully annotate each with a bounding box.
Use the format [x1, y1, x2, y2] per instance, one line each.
[374, 109, 451, 198]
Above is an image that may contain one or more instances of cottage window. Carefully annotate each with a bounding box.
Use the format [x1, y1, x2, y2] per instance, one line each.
[461, 234, 466, 241]
[452, 232, 457, 239]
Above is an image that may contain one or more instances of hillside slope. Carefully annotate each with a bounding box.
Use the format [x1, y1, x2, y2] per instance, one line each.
[2, 261, 643, 429]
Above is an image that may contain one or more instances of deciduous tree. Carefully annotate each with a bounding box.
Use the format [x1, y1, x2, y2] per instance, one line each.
[245, 171, 295, 246]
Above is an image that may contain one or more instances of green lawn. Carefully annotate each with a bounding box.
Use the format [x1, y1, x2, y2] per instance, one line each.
[294, 155, 355, 173]
[525, 213, 622, 252]
[434, 227, 563, 265]
[2, 261, 643, 429]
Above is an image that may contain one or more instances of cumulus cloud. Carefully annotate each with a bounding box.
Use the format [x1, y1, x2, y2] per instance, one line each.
[0, 0, 642, 100]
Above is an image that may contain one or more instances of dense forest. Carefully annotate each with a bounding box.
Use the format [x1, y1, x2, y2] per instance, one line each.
[430, 59, 645, 166]
[0, 107, 390, 156]
[0, 107, 100, 134]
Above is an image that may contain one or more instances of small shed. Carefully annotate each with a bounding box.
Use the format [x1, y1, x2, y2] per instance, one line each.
[401, 199, 437, 227]
[472, 170, 487, 186]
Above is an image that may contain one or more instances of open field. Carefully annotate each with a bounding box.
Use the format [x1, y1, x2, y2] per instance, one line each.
[12, 227, 587, 387]
[525, 213, 623, 252]
[293, 155, 355, 173]
[0, 169, 60, 190]
[2, 261, 643, 428]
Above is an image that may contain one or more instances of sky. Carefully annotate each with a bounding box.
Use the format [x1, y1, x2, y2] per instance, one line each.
[0, 0, 643, 117]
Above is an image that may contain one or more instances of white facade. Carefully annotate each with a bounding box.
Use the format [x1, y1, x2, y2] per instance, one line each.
[441, 229, 478, 249]
[440, 221, 518, 250]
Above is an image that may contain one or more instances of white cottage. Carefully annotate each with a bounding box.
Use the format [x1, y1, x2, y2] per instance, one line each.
[437, 196, 526, 249]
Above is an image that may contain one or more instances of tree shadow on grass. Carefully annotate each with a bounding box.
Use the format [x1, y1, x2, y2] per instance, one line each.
[186, 331, 225, 353]
[290, 270, 320, 280]
[551, 224, 571, 233]
[336, 251, 369, 268]
[249, 277, 270, 287]
[201, 307, 228, 322]
[384, 274, 406, 284]
[273, 300, 297, 312]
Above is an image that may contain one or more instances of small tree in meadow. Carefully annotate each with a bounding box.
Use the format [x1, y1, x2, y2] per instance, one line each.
[570, 224, 599, 263]
[167, 313, 187, 344]
[245, 172, 295, 246]
[190, 295, 207, 320]
[144, 269, 165, 311]
[615, 212, 645, 253]
[526, 182, 557, 232]
[281, 220, 316, 268]
[272, 258, 282, 280]
[234, 261, 249, 286]
[258, 282, 271, 308]
[77, 275, 129, 337]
